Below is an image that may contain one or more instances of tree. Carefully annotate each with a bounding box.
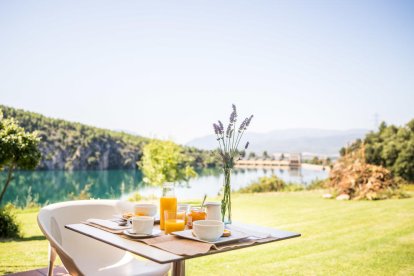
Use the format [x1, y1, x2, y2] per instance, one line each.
[262, 151, 269, 159]
[248, 152, 256, 159]
[0, 112, 41, 204]
[280, 153, 285, 161]
[311, 156, 321, 165]
[344, 119, 414, 182]
[139, 140, 197, 185]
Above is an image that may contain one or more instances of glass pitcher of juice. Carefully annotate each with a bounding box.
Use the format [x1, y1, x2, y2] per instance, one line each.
[160, 183, 177, 230]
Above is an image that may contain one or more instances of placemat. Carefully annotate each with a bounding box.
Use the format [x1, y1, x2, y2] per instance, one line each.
[82, 221, 277, 256]
[122, 230, 277, 256]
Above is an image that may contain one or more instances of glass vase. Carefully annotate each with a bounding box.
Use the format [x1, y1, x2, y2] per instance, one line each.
[221, 168, 232, 224]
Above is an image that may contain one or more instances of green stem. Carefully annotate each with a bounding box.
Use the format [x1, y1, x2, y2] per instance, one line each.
[231, 121, 237, 154]
[233, 129, 246, 156]
[221, 168, 232, 224]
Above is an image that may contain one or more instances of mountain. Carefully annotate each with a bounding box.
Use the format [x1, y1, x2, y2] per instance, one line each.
[0, 105, 216, 170]
[187, 128, 370, 156]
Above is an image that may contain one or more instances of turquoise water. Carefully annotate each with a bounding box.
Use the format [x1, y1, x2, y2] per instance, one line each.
[1, 168, 328, 207]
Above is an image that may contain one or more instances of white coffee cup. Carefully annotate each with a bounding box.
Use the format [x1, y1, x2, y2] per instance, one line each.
[193, 220, 224, 242]
[134, 204, 157, 217]
[131, 216, 154, 235]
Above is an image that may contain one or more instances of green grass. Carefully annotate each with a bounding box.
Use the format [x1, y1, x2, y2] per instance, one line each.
[1, 191, 414, 275]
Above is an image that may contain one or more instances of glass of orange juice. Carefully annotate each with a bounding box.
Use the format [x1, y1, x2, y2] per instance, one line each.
[164, 211, 185, 234]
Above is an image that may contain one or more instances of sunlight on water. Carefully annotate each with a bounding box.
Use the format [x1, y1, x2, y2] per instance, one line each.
[134, 167, 328, 200]
[1, 168, 328, 207]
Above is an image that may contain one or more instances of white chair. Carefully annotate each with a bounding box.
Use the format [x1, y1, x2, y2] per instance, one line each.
[37, 200, 171, 276]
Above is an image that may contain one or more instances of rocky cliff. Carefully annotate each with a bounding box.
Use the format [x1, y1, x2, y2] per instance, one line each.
[1, 105, 218, 170]
[1, 105, 147, 170]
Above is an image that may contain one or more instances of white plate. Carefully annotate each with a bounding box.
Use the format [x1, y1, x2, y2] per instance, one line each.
[171, 229, 250, 245]
[123, 229, 161, 238]
[114, 214, 160, 224]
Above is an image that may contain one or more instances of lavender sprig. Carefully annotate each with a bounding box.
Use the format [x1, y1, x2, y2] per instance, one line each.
[212, 104, 253, 169]
[230, 104, 237, 123]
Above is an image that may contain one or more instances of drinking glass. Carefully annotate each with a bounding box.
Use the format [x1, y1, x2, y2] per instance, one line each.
[177, 204, 190, 224]
[188, 206, 207, 229]
[164, 210, 185, 234]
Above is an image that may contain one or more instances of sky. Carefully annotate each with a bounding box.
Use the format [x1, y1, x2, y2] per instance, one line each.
[0, 0, 413, 144]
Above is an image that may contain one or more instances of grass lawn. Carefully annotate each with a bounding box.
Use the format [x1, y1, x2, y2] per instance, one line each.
[1, 191, 414, 275]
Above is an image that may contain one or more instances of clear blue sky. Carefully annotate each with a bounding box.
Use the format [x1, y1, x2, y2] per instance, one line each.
[1, 0, 413, 143]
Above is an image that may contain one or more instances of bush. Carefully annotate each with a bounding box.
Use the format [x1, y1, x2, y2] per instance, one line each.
[239, 175, 286, 193]
[0, 204, 21, 239]
[239, 175, 330, 194]
[307, 179, 327, 190]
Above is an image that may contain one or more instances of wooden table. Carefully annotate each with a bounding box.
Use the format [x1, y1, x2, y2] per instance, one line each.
[65, 223, 300, 276]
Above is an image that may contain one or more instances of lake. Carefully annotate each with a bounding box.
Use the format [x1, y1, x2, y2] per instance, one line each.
[1, 167, 328, 207]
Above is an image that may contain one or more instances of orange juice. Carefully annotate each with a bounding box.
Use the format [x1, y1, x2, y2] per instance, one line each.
[164, 219, 185, 234]
[187, 207, 207, 229]
[160, 197, 177, 230]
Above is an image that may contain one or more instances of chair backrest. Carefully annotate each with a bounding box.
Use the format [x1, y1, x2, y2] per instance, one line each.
[38, 200, 131, 275]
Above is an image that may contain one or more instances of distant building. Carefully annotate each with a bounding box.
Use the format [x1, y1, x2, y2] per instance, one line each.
[288, 153, 302, 167]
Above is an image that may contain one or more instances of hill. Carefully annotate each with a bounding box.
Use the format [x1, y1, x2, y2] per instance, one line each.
[0, 105, 216, 170]
[187, 128, 369, 156]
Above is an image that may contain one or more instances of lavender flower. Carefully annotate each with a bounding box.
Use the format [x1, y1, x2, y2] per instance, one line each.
[218, 120, 224, 134]
[239, 117, 248, 132]
[246, 115, 254, 127]
[226, 124, 233, 138]
[230, 104, 237, 123]
[213, 123, 220, 135]
[212, 104, 253, 167]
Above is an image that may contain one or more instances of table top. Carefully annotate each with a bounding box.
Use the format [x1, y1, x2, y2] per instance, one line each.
[65, 222, 300, 264]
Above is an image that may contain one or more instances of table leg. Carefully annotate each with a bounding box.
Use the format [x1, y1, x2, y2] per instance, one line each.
[172, 260, 185, 276]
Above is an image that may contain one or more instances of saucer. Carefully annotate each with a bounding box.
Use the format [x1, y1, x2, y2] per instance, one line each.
[123, 229, 161, 239]
[114, 214, 160, 224]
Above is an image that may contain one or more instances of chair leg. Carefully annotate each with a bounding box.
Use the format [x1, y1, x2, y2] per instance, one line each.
[48, 244, 57, 276]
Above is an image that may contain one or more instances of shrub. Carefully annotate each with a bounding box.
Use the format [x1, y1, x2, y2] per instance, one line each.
[307, 179, 327, 190]
[0, 203, 21, 239]
[239, 175, 287, 193]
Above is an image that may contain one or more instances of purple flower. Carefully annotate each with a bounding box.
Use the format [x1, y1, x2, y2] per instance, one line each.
[213, 123, 220, 135]
[230, 104, 237, 123]
[246, 115, 254, 127]
[218, 120, 224, 134]
[212, 105, 254, 168]
[239, 117, 248, 132]
[226, 124, 233, 138]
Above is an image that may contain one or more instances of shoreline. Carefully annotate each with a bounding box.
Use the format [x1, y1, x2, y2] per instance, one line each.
[235, 163, 330, 172]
